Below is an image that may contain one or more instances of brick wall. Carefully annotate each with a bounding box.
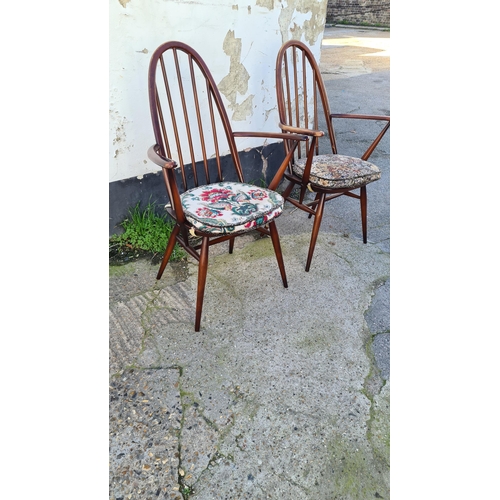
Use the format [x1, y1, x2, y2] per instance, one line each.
[326, 0, 390, 27]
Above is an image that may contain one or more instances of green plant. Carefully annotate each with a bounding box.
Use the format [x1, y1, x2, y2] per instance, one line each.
[110, 201, 185, 259]
[180, 485, 193, 497]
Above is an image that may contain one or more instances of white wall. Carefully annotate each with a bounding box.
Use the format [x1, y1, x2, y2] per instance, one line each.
[109, 0, 327, 183]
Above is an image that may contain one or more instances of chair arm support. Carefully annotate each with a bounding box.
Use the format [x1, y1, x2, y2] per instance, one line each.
[147, 145, 178, 169]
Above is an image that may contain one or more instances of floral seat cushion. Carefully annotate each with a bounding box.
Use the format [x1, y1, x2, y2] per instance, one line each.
[293, 154, 381, 190]
[181, 182, 284, 235]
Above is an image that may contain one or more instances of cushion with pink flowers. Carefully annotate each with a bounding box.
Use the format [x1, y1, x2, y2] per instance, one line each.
[293, 154, 381, 189]
[180, 182, 284, 235]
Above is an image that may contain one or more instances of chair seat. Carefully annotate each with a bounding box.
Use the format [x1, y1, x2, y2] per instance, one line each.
[293, 154, 381, 190]
[181, 182, 284, 235]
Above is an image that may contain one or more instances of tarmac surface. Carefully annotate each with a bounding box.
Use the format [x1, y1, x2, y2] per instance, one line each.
[109, 26, 390, 500]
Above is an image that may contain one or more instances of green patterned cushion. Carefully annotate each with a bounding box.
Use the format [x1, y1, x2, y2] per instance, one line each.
[181, 182, 284, 235]
[293, 154, 381, 189]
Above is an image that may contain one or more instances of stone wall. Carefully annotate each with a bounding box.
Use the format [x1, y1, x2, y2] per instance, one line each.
[326, 0, 389, 27]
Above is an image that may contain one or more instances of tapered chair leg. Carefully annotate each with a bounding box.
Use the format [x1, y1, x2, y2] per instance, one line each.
[229, 236, 235, 254]
[282, 180, 295, 200]
[360, 185, 367, 244]
[308, 193, 321, 219]
[157, 224, 181, 280]
[194, 236, 210, 332]
[305, 192, 326, 272]
[268, 220, 288, 288]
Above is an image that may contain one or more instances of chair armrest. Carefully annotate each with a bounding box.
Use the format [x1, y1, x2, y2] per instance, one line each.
[147, 145, 177, 169]
[232, 131, 309, 191]
[147, 145, 185, 223]
[232, 131, 310, 192]
[232, 131, 308, 142]
[277, 123, 324, 138]
[329, 114, 390, 161]
[330, 113, 390, 122]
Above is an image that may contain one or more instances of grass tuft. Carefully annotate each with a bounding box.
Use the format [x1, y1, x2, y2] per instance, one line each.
[110, 201, 184, 260]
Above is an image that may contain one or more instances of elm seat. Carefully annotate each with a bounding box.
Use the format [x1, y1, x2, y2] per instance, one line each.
[293, 154, 381, 190]
[181, 182, 284, 235]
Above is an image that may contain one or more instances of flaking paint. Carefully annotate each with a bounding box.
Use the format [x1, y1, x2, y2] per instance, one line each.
[279, 0, 327, 45]
[256, 0, 274, 9]
[218, 30, 253, 121]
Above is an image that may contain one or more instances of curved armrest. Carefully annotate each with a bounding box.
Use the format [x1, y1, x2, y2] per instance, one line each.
[278, 123, 324, 137]
[147, 145, 184, 222]
[147, 145, 177, 169]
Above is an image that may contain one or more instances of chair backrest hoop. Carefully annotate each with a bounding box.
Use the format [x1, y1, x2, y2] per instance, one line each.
[148, 41, 245, 192]
[276, 40, 338, 157]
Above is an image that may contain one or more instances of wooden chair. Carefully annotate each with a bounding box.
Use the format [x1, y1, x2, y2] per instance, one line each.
[275, 40, 390, 271]
[147, 41, 305, 331]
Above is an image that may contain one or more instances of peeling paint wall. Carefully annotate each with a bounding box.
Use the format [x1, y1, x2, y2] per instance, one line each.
[218, 30, 253, 121]
[279, 0, 328, 45]
[109, 0, 327, 183]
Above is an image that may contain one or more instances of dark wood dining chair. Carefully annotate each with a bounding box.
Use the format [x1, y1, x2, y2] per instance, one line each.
[275, 40, 390, 271]
[147, 41, 306, 331]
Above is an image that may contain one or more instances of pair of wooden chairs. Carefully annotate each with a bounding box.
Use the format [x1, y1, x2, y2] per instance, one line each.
[147, 40, 390, 331]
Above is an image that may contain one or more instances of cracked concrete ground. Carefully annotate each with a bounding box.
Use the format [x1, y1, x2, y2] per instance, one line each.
[109, 230, 390, 499]
[109, 26, 390, 500]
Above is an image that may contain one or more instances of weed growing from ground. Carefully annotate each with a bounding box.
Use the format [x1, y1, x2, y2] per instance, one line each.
[110, 202, 185, 260]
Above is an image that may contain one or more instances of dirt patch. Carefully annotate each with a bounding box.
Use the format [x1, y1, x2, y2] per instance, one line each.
[109, 244, 164, 267]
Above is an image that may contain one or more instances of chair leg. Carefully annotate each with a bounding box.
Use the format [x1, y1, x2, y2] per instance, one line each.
[229, 236, 235, 254]
[308, 193, 321, 219]
[360, 185, 367, 244]
[299, 184, 308, 204]
[194, 236, 210, 332]
[268, 220, 288, 288]
[157, 224, 181, 280]
[282, 180, 295, 200]
[305, 192, 326, 272]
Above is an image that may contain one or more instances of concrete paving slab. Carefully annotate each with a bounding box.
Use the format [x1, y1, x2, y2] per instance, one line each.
[110, 223, 390, 499]
[109, 368, 183, 499]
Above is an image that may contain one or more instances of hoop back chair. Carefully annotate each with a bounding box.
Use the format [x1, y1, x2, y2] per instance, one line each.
[275, 40, 390, 271]
[147, 41, 305, 331]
